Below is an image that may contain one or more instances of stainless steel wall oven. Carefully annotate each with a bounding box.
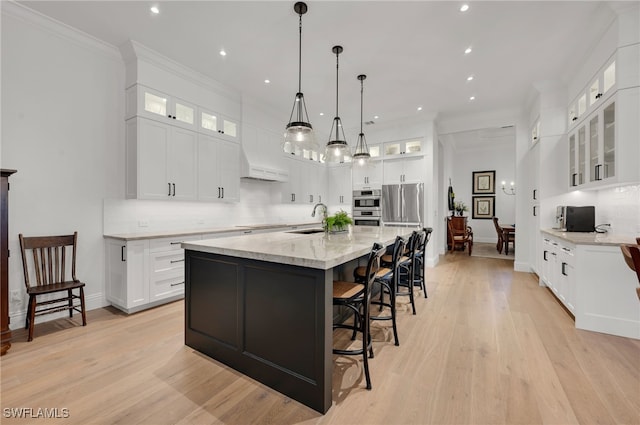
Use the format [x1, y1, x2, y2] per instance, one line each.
[353, 189, 381, 226]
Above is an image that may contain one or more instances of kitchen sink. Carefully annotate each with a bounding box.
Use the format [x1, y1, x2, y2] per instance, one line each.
[287, 228, 325, 235]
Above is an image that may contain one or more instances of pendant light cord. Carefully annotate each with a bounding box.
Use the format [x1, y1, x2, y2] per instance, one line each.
[334, 50, 340, 140]
[298, 13, 302, 94]
[360, 78, 364, 134]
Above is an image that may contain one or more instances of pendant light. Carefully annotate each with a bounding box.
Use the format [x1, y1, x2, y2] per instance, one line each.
[283, 2, 316, 154]
[352, 74, 371, 166]
[324, 45, 350, 163]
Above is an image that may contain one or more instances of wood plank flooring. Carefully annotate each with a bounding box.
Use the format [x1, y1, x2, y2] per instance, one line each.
[1, 251, 639, 424]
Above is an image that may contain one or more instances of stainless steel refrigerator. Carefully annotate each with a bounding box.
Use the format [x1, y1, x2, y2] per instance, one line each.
[381, 183, 424, 226]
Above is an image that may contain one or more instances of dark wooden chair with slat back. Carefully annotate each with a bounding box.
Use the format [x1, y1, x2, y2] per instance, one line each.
[19, 232, 87, 341]
[620, 237, 640, 301]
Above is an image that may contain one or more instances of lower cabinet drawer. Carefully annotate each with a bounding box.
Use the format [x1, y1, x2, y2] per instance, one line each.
[150, 269, 184, 300]
[150, 251, 184, 273]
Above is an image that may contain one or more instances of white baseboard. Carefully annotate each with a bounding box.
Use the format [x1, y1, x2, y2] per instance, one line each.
[514, 261, 531, 273]
[9, 292, 108, 330]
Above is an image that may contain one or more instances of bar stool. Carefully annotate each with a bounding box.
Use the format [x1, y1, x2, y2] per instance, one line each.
[396, 231, 419, 315]
[414, 227, 433, 298]
[333, 243, 386, 390]
[354, 236, 405, 346]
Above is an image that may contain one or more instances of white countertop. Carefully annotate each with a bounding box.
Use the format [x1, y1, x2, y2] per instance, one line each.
[103, 222, 322, 241]
[182, 226, 417, 270]
[541, 228, 638, 246]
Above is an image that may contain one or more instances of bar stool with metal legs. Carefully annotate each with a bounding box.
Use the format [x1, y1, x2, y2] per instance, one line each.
[332, 243, 386, 390]
[414, 227, 433, 298]
[353, 236, 405, 346]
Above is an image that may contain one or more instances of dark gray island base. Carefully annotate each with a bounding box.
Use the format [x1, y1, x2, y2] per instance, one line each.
[182, 226, 413, 413]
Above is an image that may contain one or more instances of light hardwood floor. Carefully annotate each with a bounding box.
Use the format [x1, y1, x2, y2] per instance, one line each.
[1, 251, 639, 424]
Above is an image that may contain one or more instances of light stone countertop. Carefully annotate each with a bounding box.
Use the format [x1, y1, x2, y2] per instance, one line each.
[541, 228, 638, 246]
[182, 226, 417, 270]
[103, 222, 322, 241]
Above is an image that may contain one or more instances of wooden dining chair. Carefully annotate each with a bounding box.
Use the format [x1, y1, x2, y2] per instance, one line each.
[447, 217, 473, 255]
[19, 232, 87, 341]
[620, 241, 640, 301]
[492, 217, 504, 253]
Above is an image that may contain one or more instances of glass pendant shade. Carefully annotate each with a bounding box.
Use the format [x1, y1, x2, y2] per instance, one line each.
[283, 2, 316, 153]
[352, 74, 370, 166]
[352, 133, 371, 165]
[325, 45, 349, 163]
[284, 93, 315, 153]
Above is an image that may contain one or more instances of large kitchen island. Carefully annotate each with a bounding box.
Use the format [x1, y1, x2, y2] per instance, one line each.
[181, 225, 414, 414]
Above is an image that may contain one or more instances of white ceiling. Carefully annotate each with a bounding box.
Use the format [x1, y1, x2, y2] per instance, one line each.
[16, 1, 616, 138]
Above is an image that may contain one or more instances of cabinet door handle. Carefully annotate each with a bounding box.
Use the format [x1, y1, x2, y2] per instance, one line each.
[595, 93, 602, 99]
[309, 195, 313, 203]
[121, 246, 126, 262]
[168, 183, 172, 196]
[533, 189, 537, 200]
[243, 230, 252, 234]
[571, 173, 577, 187]
[170, 282, 184, 287]
[533, 206, 537, 217]
[218, 187, 221, 198]
[170, 241, 182, 245]
[572, 117, 578, 122]
[543, 250, 548, 261]
[319, 195, 322, 203]
[595, 164, 602, 181]
[561, 262, 568, 276]
[221, 187, 224, 199]
[170, 259, 185, 264]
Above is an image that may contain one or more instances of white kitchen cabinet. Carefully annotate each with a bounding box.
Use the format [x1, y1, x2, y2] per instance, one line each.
[126, 117, 197, 201]
[568, 89, 639, 190]
[105, 238, 149, 312]
[540, 236, 575, 315]
[328, 164, 352, 206]
[352, 160, 382, 189]
[569, 56, 616, 131]
[305, 162, 327, 204]
[148, 236, 200, 302]
[199, 107, 239, 142]
[282, 156, 304, 203]
[540, 232, 639, 339]
[198, 133, 240, 202]
[383, 156, 424, 184]
[126, 85, 197, 131]
[383, 139, 422, 157]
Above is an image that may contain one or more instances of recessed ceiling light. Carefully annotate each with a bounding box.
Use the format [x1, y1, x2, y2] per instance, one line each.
[467, 75, 474, 81]
[464, 47, 472, 54]
[469, 96, 476, 101]
[264, 79, 270, 84]
[374, 115, 379, 119]
[417, 106, 423, 111]
[150, 6, 159, 14]
[219, 49, 227, 56]
[319, 112, 324, 116]
[460, 4, 469, 12]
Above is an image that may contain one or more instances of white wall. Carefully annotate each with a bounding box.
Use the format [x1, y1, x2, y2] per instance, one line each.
[449, 140, 516, 243]
[2, 4, 124, 321]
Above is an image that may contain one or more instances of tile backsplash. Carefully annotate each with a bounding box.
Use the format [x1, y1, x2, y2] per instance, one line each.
[104, 179, 331, 234]
[596, 184, 640, 235]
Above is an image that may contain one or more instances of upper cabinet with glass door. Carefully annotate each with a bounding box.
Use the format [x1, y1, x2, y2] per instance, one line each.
[568, 57, 616, 130]
[383, 139, 423, 158]
[199, 108, 239, 143]
[126, 85, 197, 131]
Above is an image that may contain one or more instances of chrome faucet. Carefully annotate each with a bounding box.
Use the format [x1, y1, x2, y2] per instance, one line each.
[311, 203, 328, 224]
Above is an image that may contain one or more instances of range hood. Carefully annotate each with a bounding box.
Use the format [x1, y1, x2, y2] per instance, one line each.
[241, 151, 289, 182]
[240, 122, 290, 182]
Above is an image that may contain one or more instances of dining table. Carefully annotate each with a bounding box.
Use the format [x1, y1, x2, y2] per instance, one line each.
[501, 224, 515, 255]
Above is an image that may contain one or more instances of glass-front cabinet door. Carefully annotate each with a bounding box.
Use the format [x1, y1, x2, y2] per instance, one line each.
[602, 100, 615, 180]
[569, 133, 577, 187]
[578, 125, 586, 185]
[199, 109, 238, 142]
[589, 115, 599, 182]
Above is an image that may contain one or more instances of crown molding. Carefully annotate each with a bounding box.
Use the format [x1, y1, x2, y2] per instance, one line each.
[1, 1, 121, 61]
[120, 40, 241, 103]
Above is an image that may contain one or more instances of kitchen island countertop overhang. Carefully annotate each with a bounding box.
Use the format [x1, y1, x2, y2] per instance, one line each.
[181, 225, 416, 270]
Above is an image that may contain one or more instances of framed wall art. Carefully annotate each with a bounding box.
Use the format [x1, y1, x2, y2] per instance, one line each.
[472, 196, 495, 219]
[472, 170, 495, 194]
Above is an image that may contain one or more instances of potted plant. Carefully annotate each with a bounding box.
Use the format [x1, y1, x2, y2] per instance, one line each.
[454, 201, 468, 216]
[324, 209, 353, 233]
